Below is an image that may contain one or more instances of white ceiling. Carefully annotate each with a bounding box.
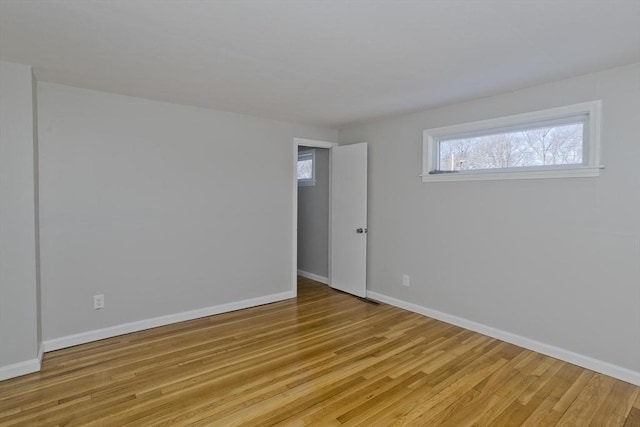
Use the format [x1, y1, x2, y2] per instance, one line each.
[1, 0, 639, 128]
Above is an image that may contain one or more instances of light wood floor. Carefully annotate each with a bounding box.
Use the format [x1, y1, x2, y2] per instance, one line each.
[1, 277, 638, 426]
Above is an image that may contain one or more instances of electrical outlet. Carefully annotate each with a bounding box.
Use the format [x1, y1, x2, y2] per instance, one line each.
[93, 294, 104, 309]
[402, 274, 410, 287]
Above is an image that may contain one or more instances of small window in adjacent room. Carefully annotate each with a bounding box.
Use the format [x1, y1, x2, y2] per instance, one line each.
[297, 149, 316, 186]
[422, 101, 602, 182]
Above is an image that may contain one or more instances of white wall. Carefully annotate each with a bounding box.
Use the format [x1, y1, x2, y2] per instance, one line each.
[339, 63, 640, 381]
[297, 147, 329, 279]
[37, 82, 336, 343]
[0, 61, 41, 378]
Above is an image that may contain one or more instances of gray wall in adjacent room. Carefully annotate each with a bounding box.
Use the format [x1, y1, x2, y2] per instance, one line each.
[297, 147, 329, 279]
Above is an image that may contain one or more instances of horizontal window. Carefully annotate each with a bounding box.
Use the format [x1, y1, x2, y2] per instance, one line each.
[438, 121, 584, 171]
[422, 101, 602, 182]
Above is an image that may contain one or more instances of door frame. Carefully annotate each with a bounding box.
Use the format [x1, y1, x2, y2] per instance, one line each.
[292, 137, 338, 296]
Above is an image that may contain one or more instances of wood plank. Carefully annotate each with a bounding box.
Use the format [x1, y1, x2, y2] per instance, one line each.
[624, 408, 640, 427]
[556, 373, 617, 426]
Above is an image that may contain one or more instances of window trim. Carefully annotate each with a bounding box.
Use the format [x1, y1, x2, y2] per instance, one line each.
[422, 101, 602, 182]
[297, 149, 316, 186]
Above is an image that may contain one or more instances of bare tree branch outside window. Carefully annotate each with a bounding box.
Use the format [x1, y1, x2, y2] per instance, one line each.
[297, 159, 313, 180]
[438, 123, 583, 171]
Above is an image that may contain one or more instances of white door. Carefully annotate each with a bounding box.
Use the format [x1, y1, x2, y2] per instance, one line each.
[330, 142, 368, 298]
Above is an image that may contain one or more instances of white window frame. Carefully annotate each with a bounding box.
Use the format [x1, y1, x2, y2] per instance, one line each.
[297, 148, 316, 186]
[422, 101, 603, 182]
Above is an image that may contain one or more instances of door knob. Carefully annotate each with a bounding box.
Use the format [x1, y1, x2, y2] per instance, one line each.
[356, 228, 368, 234]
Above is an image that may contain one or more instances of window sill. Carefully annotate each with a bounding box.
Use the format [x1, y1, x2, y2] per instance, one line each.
[298, 180, 316, 187]
[421, 166, 603, 182]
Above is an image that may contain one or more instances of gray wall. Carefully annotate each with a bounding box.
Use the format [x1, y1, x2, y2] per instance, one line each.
[37, 82, 336, 342]
[0, 61, 41, 374]
[338, 63, 640, 374]
[297, 147, 329, 279]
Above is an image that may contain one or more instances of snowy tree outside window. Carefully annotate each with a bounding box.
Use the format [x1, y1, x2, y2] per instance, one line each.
[438, 123, 584, 171]
[297, 149, 315, 186]
[422, 101, 602, 182]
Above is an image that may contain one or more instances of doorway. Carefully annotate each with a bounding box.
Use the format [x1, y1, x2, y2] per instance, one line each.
[291, 138, 337, 296]
[291, 138, 368, 298]
[297, 146, 330, 285]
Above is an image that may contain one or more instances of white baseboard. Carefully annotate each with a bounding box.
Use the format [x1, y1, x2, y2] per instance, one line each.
[43, 290, 295, 352]
[0, 343, 43, 381]
[367, 290, 640, 386]
[297, 269, 329, 285]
